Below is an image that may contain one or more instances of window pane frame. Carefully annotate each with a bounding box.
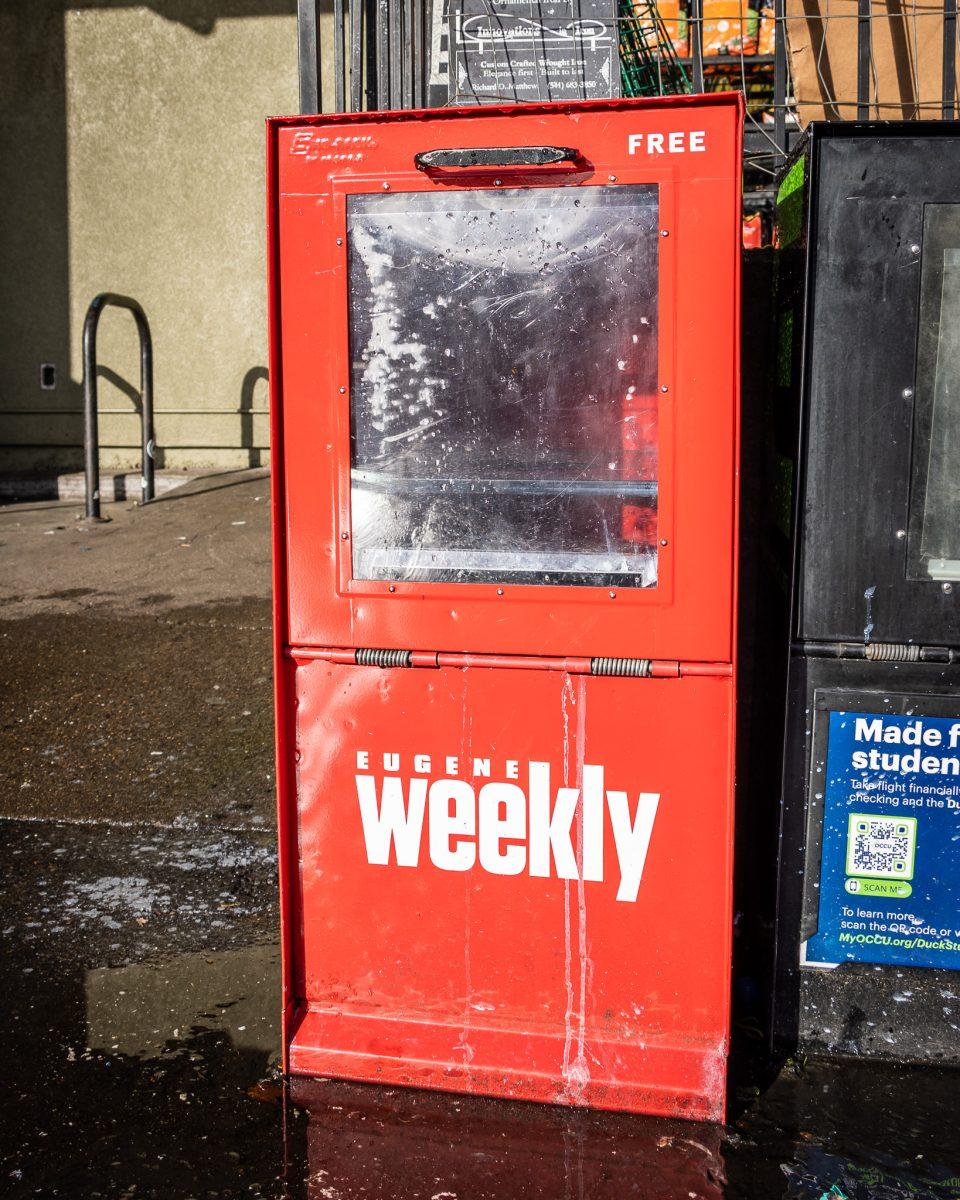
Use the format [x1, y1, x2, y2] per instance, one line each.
[345, 184, 662, 590]
[908, 204, 960, 582]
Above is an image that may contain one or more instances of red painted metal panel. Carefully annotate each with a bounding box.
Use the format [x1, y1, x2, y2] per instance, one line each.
[286, 660, 735, 1120]
[267, 126, 298, 1067]
[269, 96, 742, 663]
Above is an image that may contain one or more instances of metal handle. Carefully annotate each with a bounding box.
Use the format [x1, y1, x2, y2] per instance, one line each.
[414, 145, 580, 171]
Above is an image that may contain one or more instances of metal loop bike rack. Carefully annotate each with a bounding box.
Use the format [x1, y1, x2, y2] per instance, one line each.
[83, 293, 155, 519]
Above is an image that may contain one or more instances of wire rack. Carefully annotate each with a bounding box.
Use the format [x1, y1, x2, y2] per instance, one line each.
[297, 0, 960, 171]
[619, 0, 690, 96]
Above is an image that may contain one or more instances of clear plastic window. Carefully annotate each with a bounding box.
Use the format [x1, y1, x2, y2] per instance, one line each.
[909, 206, 960, 582]
[346, 185, 660, 587]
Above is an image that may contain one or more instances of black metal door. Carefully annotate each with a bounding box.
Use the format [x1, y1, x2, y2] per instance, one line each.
[797, 125, 960, 648]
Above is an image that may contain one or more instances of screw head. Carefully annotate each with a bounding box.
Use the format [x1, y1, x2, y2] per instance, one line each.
[389, 584, 396, 593]
[943, 582, 954, 594]
[609, 590, 616, 599]
[382, 182, 390, 190]
[336, 237, 343, 245]
[660, 385, 669, 393]
[339, 386, 346, 394]
[494, 179, 502, 186]
[910, 243, 921, 254]
[340, 531, 349, 540]
[608, 174, 617, 182]
[896, 529, 907, 540]
[660, 229, 669, 237]
[496, 587, 504, 596]
[660, 538, 668, 547]
[903, 387, 914, 399]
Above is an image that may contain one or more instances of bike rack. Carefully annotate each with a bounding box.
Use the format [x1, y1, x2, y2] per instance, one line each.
[83, 293, 155, 519]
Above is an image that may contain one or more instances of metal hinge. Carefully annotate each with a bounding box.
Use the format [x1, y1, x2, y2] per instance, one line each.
[286, 647, 731, 678]
[350, 650, 665, 675]
[355, 647, 413, 668]
[799, 640, 960, 664]
[354, 650, 658, 675]
[589, 657, 652, 677]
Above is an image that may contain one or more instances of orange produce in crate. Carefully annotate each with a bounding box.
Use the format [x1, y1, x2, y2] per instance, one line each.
[758, 0, 775, 55]
[702, 0, 758, 54]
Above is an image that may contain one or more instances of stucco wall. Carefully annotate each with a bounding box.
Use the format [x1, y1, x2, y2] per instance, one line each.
[0, 2, 308, 474]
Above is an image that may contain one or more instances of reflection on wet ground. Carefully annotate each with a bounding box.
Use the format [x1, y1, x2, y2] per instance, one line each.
[1, 816, 958, 1199]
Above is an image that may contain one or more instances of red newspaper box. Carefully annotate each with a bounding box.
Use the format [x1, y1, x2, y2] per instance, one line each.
[268, 94, 742, 1121]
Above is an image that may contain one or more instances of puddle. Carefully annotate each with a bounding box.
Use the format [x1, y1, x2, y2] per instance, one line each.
[85, 944, 279, 1059]
[1, 817, 959, 1198]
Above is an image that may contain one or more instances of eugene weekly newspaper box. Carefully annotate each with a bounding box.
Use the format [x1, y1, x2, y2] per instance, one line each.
[267, 93, 742, 1120]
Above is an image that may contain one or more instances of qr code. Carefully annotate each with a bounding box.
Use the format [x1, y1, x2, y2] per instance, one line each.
[845, 813, 917, 880]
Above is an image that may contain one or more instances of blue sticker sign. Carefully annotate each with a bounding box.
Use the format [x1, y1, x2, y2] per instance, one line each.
[804, 710, 960, 970]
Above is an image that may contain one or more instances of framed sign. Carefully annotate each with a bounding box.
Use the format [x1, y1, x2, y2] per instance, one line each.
[803, 692, 960, 972]
[448, 0, 621, 104]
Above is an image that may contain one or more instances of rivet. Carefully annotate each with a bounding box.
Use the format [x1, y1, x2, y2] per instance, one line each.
[896, 529, 907, 540]
[902, 387, 914, 399]
[660, 385, 669, 393]
[609, 590, 616, 599]
[340, 531, 349, 540]
[608, 174, 617, 182]
[660, 538, 668, 547]
[660, 229, 669, 237]
[382, 182, 390, 190]
[336, 237, 343, 245]
[497, 587, 504, 596]
[943, 582, 954, 594]
[910, 243, 921, 254]
[389, 584, 396, 593]
[339, 386, 346, 394]
[494, 179, 502, 186]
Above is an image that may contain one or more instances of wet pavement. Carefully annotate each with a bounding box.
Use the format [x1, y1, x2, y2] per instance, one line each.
[0, 603, 273, 827]
[1, 479, 959, 1198]
[1, 818, 288, 1198]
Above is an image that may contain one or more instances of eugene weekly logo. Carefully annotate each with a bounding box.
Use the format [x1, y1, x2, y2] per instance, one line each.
[354, 751, 660, 902]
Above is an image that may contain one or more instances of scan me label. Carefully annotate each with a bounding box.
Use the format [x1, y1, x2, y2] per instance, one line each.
[354, 752, 659, 902]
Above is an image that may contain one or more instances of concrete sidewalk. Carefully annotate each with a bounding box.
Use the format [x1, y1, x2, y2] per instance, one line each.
[0, 467, 271, 619]
[0, 470, 275, 828]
